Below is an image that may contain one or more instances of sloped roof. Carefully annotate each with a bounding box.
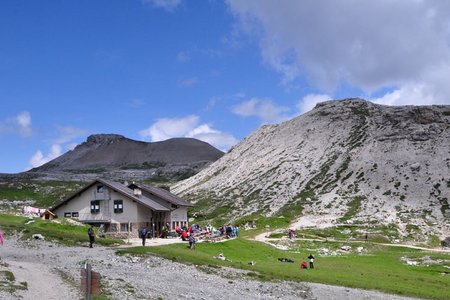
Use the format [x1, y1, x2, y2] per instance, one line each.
[130, 183, 194, 207]
[51, 178, 170, 212]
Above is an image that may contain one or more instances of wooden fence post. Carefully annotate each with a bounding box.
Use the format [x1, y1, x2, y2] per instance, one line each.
[86, 263, 92, 300]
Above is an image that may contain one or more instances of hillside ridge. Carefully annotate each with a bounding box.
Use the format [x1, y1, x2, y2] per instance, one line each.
[12, 134, 224, 182]
[173, 98, 450, 239]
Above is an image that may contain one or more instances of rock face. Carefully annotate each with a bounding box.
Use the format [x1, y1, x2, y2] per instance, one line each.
[173, 99, 450, 238]
[19, 135, 224, 182]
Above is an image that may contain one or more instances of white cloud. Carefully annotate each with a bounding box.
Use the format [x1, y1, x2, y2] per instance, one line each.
[0, 111, 32, 136]
[29, 144, 62, 169]
[16, 111, 32, 135]
[140, 115, 199, 141]
[297, 94, 331, 115]
[231, 98, 291, 124]
[185, 124, 239, 151]
[144, 0, 182, 12]
[26, 125, 87, 170]
[227, 1, 450, 105]
[139, 115, 239, 151]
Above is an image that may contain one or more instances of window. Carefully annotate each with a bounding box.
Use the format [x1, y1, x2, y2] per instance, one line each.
[64, 212, 79, 218]
[120, 223, 129, 232]
[90, 200, 100, 214]
[114, 200, 123, 213]
[96, 185, 104, 193]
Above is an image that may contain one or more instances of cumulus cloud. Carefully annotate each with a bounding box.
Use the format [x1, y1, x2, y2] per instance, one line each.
[16, 111, 32, 136]
[186, 124, 239, 151]
[26, 125, 88, 170]
[297, 94, 331, 115]
[144, 0, 182, 12]
[29, 144, 62, 169]
[0, 111, 33, 136]
[231, 98, 291, 124]
[139, 115, 239, 151]
[227, 1, 450, 105]
[140, 115, 199, 141]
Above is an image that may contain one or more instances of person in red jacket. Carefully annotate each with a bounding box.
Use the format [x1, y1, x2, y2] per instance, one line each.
[181, 229, 188, 241]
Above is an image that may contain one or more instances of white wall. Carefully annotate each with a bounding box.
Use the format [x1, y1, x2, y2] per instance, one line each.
[54, 184, 144, 223]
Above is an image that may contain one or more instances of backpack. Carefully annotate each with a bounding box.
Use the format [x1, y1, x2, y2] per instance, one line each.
[141, 228, 147, 238]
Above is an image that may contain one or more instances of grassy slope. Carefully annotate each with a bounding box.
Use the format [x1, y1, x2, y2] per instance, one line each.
[0, 214, 122, 247]
[118, 238, 450, 300]
[0, 181, 84, 208]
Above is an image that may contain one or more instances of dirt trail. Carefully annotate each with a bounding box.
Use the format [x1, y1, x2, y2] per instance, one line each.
[0, 234, 421, 300]
[1, 260, 80, 300]
[254, 231, 450, 253]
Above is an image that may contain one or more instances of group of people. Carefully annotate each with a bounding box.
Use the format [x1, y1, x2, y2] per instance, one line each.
[300, 254, 315, 269]
[217, 224, 239, 238]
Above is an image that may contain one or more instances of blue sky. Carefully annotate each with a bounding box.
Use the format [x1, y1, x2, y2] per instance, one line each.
[1, 0, 450, 174]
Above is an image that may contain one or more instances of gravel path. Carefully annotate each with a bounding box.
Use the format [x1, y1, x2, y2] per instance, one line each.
[0, 234, 419, 300]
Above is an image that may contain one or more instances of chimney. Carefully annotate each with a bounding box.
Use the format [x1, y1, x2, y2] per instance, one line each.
[133, 188, 142, 196]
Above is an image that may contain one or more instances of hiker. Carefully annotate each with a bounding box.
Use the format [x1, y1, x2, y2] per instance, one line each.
[300, 261, 308, 269]
[141, 227, 147, 246]
[232, 225, 237, 238]
[278, 257, 294, 263]
[288, 229, 294, 239]
[308, 254, 315, 269]
[0, 229, 4, 246]
[181, 229, 188, 241]
[365, 233, 368, 242]
[150, 224, 154, 239]
[88, 225, 95, 248]
[188, 234, 196, 250]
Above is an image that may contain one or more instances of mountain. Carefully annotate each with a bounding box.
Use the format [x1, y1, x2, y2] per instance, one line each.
[19, 134, 224, 182]
[173, 99, 450, 239]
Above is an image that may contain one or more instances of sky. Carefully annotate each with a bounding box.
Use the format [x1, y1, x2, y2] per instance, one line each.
[1, 0, 450, 174]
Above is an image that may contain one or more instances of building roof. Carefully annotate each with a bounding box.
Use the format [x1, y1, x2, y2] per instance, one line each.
[51, 178, 171, 212]
[41, 209, 55, 216]
[131, 183, 194, 207]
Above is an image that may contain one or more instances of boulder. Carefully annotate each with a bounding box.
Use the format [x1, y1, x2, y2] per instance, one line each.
[32, 234, 45, 240]
[341, 245, 352, 251]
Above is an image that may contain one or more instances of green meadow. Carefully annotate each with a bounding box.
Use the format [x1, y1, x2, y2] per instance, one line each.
[0, 213, 123, 247]
[0, 213, 449, 299]
[117, 238, 450, 300]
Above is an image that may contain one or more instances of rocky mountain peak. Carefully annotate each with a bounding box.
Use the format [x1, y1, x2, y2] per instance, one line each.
[85, 134, 126, 145]
[22, 135, 224, 182]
